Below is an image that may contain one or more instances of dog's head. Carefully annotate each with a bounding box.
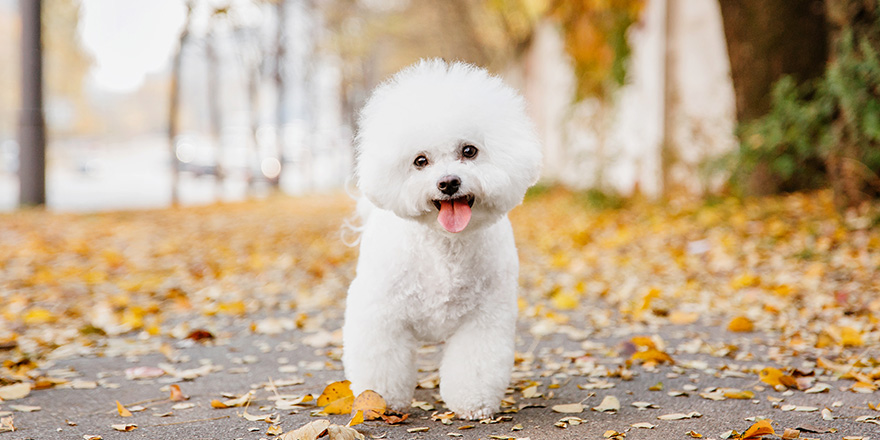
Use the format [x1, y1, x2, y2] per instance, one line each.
[355, 59, 542, 234]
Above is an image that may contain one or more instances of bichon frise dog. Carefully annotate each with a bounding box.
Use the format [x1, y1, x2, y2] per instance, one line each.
[342, 59, 542, 420]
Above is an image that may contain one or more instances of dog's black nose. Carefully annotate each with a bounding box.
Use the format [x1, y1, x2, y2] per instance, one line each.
[437, 175, 461, 196]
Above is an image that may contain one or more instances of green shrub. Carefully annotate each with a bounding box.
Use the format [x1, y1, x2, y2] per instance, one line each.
[731, 16, 880, 206]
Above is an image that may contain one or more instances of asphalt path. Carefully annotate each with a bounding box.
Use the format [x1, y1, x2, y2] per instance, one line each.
[3, 313, 876, 440]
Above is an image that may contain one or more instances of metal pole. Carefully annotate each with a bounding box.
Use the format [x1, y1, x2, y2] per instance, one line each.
[19, 0, 46, 207]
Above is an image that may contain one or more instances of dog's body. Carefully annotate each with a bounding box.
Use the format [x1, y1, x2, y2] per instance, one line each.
[342, 60, 541, 420]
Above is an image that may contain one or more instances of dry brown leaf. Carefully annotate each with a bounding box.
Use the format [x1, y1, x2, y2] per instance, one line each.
[592, 396, 620, 413]
[326, 424, 365, 439]
[552, 403, 585, 413]
[380, 413, 409, 425]
[280, 419, 330, 440]
[0, 416, 14, 433]
[781, 428, 800, 439]
[110, 423, 137, 432]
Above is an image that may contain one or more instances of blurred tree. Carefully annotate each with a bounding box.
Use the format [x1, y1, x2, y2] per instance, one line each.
[206, 6, 228, 196]
[44, 0, 96, 135]
[725, 0, 880, 206]
[169, 0, 195, 206]
[19, 0, 45, 206]
[548, 0, 645, 100]
[718, 0, 829, 123]
[273, 0, 288, 189]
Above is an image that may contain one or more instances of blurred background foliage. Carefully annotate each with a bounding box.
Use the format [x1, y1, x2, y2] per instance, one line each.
[1, 0, 879, 210]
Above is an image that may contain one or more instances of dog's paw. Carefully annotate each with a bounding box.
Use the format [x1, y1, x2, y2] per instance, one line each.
[455, 407, 495, 421]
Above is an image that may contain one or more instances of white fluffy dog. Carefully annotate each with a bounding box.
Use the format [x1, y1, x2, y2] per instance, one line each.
[342, 59, 542, 420]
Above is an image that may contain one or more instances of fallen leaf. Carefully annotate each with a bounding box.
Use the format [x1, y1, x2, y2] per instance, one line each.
[267, 425, 283, 436]
[727, 316, 754, 332]
[407, 427, 430, 432]
[116, 400, 133, 417]
[211, 399, 228, 409]
[326, 424, 365, 440]
[185, 329, 215, 342]
[0, 416, 14, 433]
[8, 405, 40, 412]
[743, 419, 774, 438]
[351, 390, 386, 420]
[686, 431, 703, 438]
[124, 366, 165, 380]
[380, 413, 409, 425]
[348, 410, 364, 427]
[657, 412, 702, 420]
[760, 367, 796, 388]
[317, 380, 354, 415]
[169, 384, 189, 401]
[632, 422, 656, 428]
[552, 403, 585, 413]
[171, 402, 195, 410]
[723, 389, 755, 400]
[0, 383, 31, 400]
[592, 395, 620, 413]
[111, 423, 137, 432]
[411, 400, 434, 411]
[781, 428, 800, 439]
[280, 419, 330, 440]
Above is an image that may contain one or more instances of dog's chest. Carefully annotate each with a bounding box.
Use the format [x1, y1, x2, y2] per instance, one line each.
[399, 248, 492, 342]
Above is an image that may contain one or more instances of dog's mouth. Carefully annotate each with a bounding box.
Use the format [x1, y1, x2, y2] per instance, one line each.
[432, 194, 475, 233]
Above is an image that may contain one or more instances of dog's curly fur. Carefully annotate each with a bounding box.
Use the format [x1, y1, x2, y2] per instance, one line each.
[342, 59, 542, 420]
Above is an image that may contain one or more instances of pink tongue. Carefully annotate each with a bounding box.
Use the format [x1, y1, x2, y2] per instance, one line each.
[437, 198, 472, 233]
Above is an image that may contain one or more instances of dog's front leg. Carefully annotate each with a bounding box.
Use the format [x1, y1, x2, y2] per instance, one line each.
[342, 307, 418, 411]
[438, 304, 515, 420]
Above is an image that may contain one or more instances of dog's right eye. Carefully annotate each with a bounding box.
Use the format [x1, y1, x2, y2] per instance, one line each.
[413, 155, 429, 169]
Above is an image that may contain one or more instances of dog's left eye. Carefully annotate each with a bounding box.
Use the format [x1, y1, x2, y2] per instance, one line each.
[461, 145, 478, 159]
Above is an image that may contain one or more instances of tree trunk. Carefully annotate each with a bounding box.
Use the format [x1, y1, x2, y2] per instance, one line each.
[718, 0, 829, 123]
[205, 32, 225, 199]
[273, 0, 288, 189]
[19, 0, 46, 207]
[168, 1, 194, 207]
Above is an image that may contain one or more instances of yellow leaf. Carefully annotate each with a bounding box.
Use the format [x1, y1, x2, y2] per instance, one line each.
[551, 291, 578, 310]
[210, 399, 229, 409]
[727, 316, 754, 332]
[630, 336, 657, 349]
[839, 327, 863, 347]
[318, 380, 354, 415]
[348, 410, 364, 427]
[116, 400, 133, 417]
[731, 273, 760, 289]
[169, 384, 188, 402]
[23, 308, 56, 325]
[742, 419, 774, 438]
[351, 390, 386, 420]
[631, 348, 673, 365]
[759, 368, 796, 388]
[266, 424, 283, 436]
[722, 389, 755, 400]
